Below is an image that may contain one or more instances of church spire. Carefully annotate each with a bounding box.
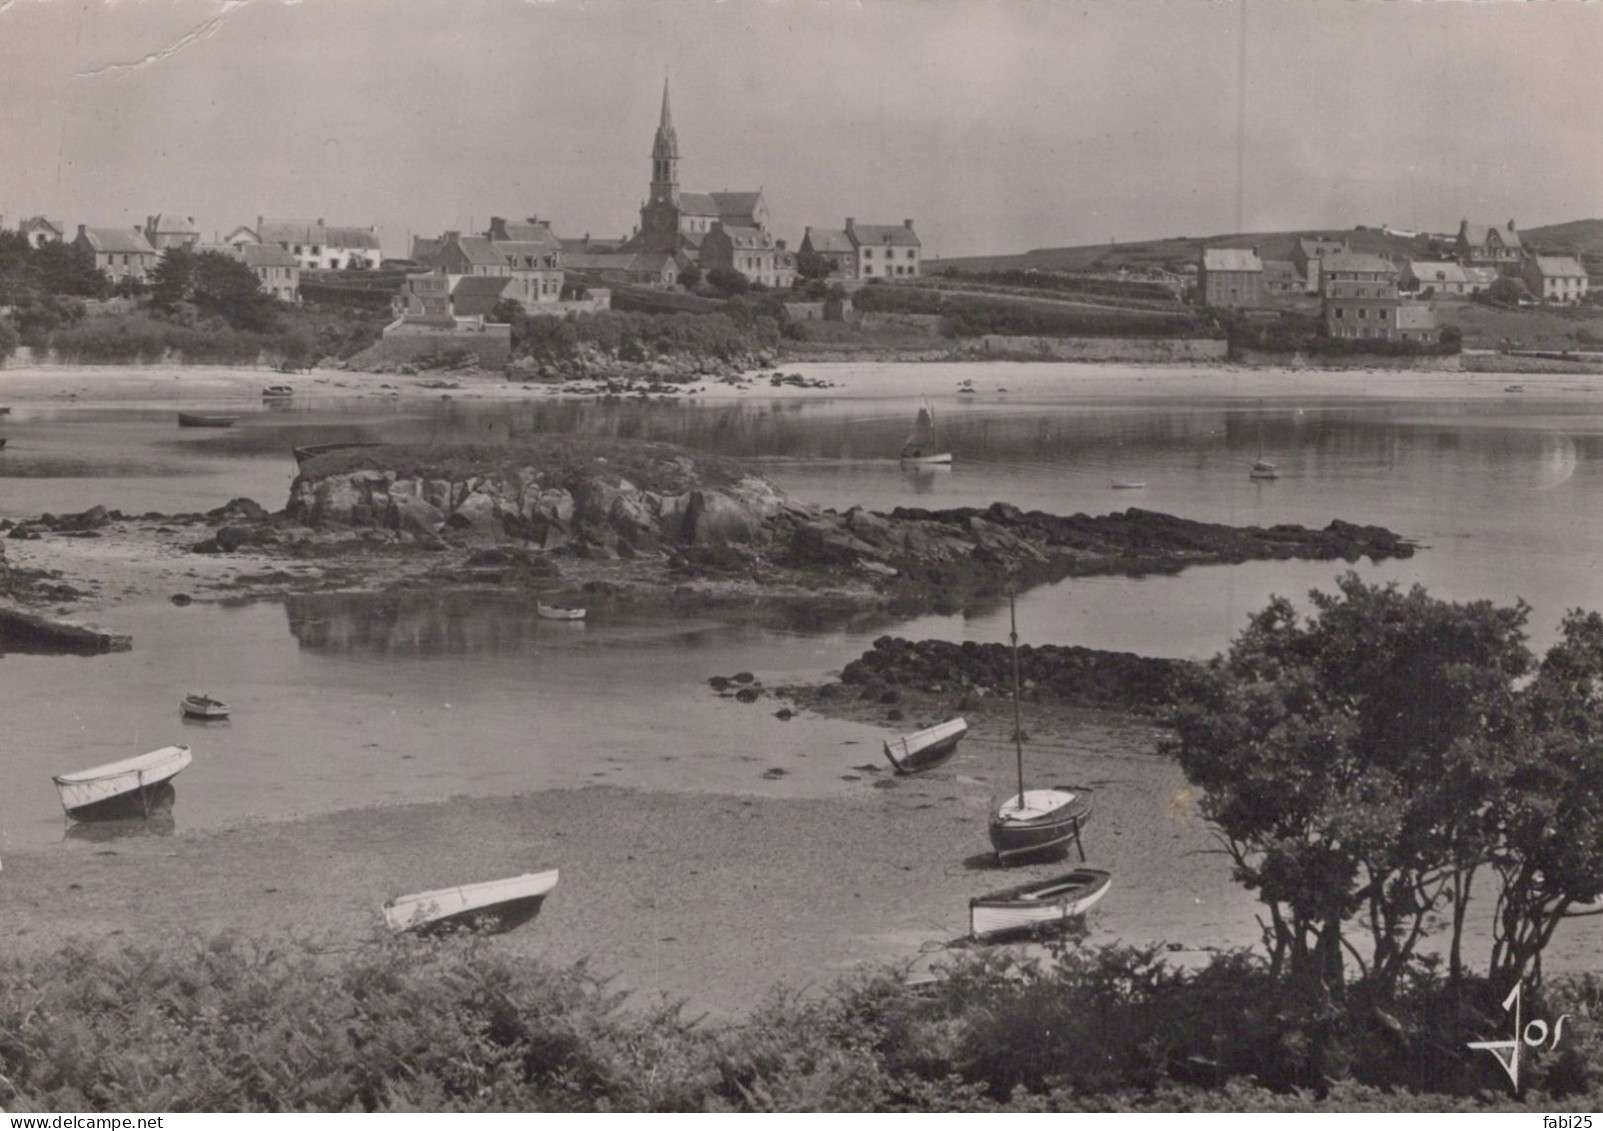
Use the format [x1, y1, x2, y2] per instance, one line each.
[650, 77, 679, 206]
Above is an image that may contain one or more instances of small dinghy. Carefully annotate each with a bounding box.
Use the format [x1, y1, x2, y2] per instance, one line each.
[1110, 481, 1144, 490]
[536, 602, 586, 621]
[384, 869, 560, 934]
[970, 868, 1112, 941]
[0, 438, 8, 450]
[292, 440, 384, 467]
[1249, 459, 1280, 480]
[177, 412, 239, 428]
[53, 744, 193, 821]
[883, 717, 968, 774]
[261, 385, 295, 399]
[181, 693, 230, 720]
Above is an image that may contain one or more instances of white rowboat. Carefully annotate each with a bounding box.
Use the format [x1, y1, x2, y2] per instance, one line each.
[970, 868, 1112, 940]
[536, 603, 586, 621]
[384, 869, 560, 934]
[181, 694, 230, 720]
[53, 745, 193, 821]
[883, 717, 968, 774]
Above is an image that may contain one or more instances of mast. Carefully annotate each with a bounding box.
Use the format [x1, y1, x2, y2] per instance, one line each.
[1009, 587, 1026, 804]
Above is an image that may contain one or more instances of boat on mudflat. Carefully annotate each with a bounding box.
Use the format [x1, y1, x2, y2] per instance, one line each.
[177, 412, 239, 428]
[536, 602, 586, 621]
[262, 385, 295, 399]
[384, 869, 560, 934]
[181, 693, 230, 720]
[883, 717, 968, 774]
[990, 787, 1094, 864]
[970, 868, 1112, 941]
[53, 744, 193, 821]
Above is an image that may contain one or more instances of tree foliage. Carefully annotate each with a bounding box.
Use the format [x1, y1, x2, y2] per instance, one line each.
[1167, 575, 1603, 998]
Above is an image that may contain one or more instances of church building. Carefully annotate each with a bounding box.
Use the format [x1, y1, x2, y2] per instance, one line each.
[625, 81, 776, 274]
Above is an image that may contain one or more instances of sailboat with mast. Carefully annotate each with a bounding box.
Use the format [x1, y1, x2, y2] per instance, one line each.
[1249, 401, 1279, 480]
[900, 399, 952, 465]
[987, 590, 1094, 865]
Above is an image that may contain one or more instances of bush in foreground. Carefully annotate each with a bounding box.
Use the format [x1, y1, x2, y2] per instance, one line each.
[0, 934, 1596, 1112]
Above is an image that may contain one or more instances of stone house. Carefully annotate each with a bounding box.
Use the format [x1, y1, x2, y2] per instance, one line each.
[1321, 252, 1401, 340]
[700, 222, 796, 288]
[72, 225, 158, 284]
[17, 216, 64, 249]
[845, 219, 920, 280]
[564, 251, 682, 289]
[1290, 237, 1349, 294]
[240, 244, 301, 303]
[1456, 219, 1521, 270]
[1521, 255, 1589, 304]
[798, 226, 858, 278]
[254, 218, 384, 270]
[1400, 260, 1497, 296]
[143, 213, 200, 251]
[1198, 247, 1264, 308]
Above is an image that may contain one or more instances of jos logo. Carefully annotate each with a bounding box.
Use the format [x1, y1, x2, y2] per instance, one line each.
[1466, 982, 1572, 1093]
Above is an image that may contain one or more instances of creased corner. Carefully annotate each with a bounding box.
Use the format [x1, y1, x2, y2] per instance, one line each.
[73, 0, 255, 79]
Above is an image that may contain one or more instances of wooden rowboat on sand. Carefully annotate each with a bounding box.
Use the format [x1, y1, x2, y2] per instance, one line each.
[53, 744, 193, 821]
[292, 441, 384, 467]
[384, 869, 560, 934]
[177, 412, 239, 428]
[883, 717, 968, 774]
[181, 693, 230, 720]
[969, 868, 1113, 941]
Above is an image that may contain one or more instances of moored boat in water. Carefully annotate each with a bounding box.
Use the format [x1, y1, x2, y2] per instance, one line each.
[53, 744, 193, 821]
[536, 602, 586, 621]
[970, 868, 1113, 940]
[900, 399, 952, 464]
[384, 869, 560, 933]
[883, 717, 968, 774]
[262, 384, 295, 399]
[181, 693, 230, 720]
[177, 412, 239, 428]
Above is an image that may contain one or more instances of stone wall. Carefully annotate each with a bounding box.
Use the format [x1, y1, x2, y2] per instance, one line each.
[1233, 348, 1463, 371]
[975, 335, 1229, 362]
[366, 318, 512, 367]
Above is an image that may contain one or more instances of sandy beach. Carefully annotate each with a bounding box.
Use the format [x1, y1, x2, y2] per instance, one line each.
[1, 701, 1242, 1018]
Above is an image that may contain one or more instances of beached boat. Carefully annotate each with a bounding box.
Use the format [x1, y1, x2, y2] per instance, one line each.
[1110, 481, 1145, 490]
[384, 869, 560, 934]
[536, 602, 586, 621]
[292, 440, 384, 467]
[0, 406, 11, 414]
[900, 399, 952, 464]
[988, 590, 1094, 865]
[261, 384, 295, 398]
[181, 693, 230, 720]
[970, 868, 1113, 940]
[1505, 384, 1525, 393]
[883, 716, 968, 774]
[0, 437, 8, 450]
[177, 412, 239, 428]
[52, 744, 193, 821]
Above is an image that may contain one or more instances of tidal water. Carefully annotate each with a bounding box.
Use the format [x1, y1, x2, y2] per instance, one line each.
[2, 365, 1602, 855]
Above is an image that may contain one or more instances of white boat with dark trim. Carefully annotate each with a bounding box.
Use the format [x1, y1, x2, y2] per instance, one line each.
[883, 717, 968, 774]
[181, 693, 230, 720]
[536, 603, 586, 621]
[384, 869, 560, 934]
[53, 744, 193, 821]
[970, 868, 1112, 940]
[987, 590, 1094, 865]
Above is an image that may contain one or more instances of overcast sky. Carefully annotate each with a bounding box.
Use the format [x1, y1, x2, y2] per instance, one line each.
[1, 0, 1598, 259]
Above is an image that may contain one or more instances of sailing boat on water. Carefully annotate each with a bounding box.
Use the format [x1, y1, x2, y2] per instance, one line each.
[900, 399, 952, 464]
[987, 590, 1094, 865]
[1249, 402, 1279, 480]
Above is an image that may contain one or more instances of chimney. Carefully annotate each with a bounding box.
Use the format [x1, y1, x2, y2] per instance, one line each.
[77, 223, 86, 239]
[488, 217, 507, 240]
[257, 215, 264, 233]
[845, 217, 855, 233]
[444, 230, 461, 243]
[904, 218, 914, 230]
[1508, 219, 1516, 231]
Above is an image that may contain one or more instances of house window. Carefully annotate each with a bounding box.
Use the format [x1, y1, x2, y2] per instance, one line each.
[1359, 309, 1367, 320]
[1334, 307, 1345, 319]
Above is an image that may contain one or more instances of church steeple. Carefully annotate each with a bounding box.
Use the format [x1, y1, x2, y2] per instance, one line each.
[650, 77, 679, 206]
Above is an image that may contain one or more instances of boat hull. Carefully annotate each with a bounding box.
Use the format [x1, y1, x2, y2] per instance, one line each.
[292, 441, 384, 467]
[181, 697, 229, 719]
[177, 413, 238, 428]
[384, 869, 560, 934]
[883, 717, 968, 774]
[899, 452, 952, 465]
[53, 745, 192, 822]
[989, 787, 1094, 864]
[970, 868, 1113, 940]
[536, 604, 586, 621]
